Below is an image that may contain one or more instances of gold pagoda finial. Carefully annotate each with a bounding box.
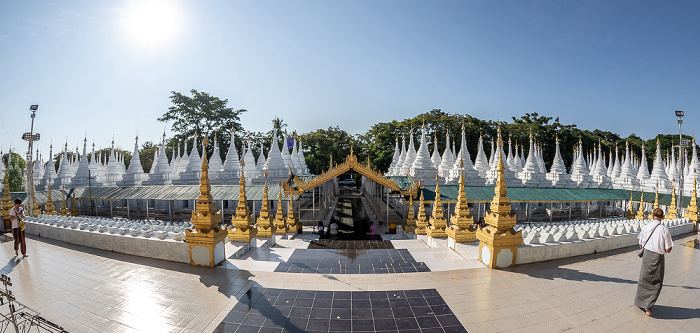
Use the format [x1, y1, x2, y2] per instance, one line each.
[636, 191, 646, 220]
[668, 182, 678, 219]
[59, 185, 69, 216]
[626, 192, 635, 219]
[688, 175, 699, 231]
[44, 179, 56, 215]
[414, 190, 428, 235]
[653, 184, 659, 210]
[404, 192, 416, 233]
[556, 131, 559, 142]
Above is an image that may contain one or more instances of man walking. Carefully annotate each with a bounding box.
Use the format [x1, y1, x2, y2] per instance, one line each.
[634, 208, 673, 317]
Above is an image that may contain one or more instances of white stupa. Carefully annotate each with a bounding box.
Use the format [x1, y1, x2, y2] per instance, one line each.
[386, 136, 401, 176]
[518, 131, 547, 187]
[486, 125, 521, 187]
[256, 140, 266, 176]
[31, 149, 44, 185]
[72, 138, 92, 187]
[101, 141, 124, 187]
[473, 133, 490, 179]
[589, 142, 612, 189]
[646, 138, 672, 193]
[448, 126, 482, 186]
[410, 125, 439, 184]
[437, 131, 455, 180]
[636, 142, 651, 187]
[281, 132, 293, 169]
[291, 137, 304, 174]
[53, 143, 74, 188]
[242, 140, 259, 180]
[144, 134, 172, 186]
[169, 143, 181, 180]
[545, 134, 570, 187]
[174, 132, 202, 185]
[208, 135, 224, 181]
[506, 136, 518, 173]
[297, 140, 310, 175]
[218, 129, 242, 183]
[430, 135, 441, 168]
[684, 138, 700, 195]
[610, 145, 622, 181]
[118, 136, 148, 187]
[569, 139, 592, 188]
[263, 128, 289, 181]
[391, 136, 407, 175]
[399, 129, 417, 175]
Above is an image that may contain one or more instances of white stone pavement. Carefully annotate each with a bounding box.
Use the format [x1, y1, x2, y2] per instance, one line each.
[0, 232, 698, 332]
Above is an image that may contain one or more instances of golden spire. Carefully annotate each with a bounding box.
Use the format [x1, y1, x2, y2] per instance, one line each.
[496, 123, 503, 147]
[44, 179, 56, 215]
[449, 157, 474, 232]
[414, 190, 428, 234]
[59, 185, 69, 216]
[636, 191, 646, 220]
[285, 193, 297, 232]
[485, 150, 516, 229]
[653, 185, 659, 211]
[272, 189, 286, 234]
[257, 180, 273, 236]
[404, 193, 416, 233]
[189, 135, 223, 231]
[687, 175, 699, 231]
[1, 160, 11, 221]
[626, 192, 635, 219]
[70, 188, 80, 216]
[667, 182, 677, 219]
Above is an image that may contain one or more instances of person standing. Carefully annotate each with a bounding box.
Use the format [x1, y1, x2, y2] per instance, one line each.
[634, 208, 672, 317]
[8, 198, 28, 257]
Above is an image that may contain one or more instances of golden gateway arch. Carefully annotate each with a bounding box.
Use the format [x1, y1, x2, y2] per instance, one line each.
[281, 149, 420, 197]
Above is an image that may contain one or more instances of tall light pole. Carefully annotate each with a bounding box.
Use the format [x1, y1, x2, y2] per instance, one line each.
[676, 110, 685, 211]
[24, 105, 39, 217]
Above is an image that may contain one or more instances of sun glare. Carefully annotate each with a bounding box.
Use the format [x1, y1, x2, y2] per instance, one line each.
[121, 0, 181, 48]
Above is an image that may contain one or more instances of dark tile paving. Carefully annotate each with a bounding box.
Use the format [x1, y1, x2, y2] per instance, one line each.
[274, 249, 430, 274]
[214, 288, 467, 333]
[309, 239, 393, 250]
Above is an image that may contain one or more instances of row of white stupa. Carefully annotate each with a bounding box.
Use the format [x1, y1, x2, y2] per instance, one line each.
[385, 125, 700, 195]
[32, 127, 310, 190]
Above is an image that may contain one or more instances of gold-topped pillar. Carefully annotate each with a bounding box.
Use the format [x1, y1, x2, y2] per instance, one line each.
[475, 127, 523, 269]
[414, 190, 428, 235]
[404, 194, 416, 234]
[59, 186, 70, 216]
[185, 136, 228, 267]
[256, 179, 275, 238]
[273, 189, 287, 235]
[446, 159, 476, 247]
[667, 183, 677, 219]
[44, 179, 57, 215]
[230, 162, 257, 243]
[686, 177, 699, 232]
[285, 194, 297, 233]
[426, 173, 447, 244]
[635, 191, 646, 220]
[626, 192, 635, 220]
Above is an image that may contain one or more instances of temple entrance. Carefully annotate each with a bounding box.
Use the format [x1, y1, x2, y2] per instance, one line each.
[282, 150, 420, 247]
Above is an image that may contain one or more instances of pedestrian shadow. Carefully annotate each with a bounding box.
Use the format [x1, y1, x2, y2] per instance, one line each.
[648, 305, 700, 320]
[0, 258, 19, 275]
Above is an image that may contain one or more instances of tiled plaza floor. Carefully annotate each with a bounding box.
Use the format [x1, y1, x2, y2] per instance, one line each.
[214, 288, 466, 333]
[1, 232, 699, 332]
[274, 249, 430, 274]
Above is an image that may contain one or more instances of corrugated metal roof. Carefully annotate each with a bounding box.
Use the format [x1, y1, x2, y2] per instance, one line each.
[11, 185, 298, 203]
[386, 176, 415, 191]
[417, 186, 698, 208]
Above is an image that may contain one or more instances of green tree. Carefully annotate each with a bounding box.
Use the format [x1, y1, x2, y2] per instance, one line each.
[159, 89, 246, 159]
[2, 152, 26, 191]
[138, 141, 158, 172]
[299, 127, 357, 174]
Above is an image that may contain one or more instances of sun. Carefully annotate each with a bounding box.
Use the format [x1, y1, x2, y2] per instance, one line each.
[121, 0, 181, 48]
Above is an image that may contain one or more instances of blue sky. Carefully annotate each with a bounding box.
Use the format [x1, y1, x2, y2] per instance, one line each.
[1, 0, 699, 158]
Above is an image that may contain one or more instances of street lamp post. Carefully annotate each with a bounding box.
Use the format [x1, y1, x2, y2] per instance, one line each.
[25, 105, 39, 217]
[676, 110, 685, 212]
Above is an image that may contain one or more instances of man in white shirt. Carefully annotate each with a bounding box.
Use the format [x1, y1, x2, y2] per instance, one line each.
[634, 208, 672, 317]
[8, 198, 28, 257]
